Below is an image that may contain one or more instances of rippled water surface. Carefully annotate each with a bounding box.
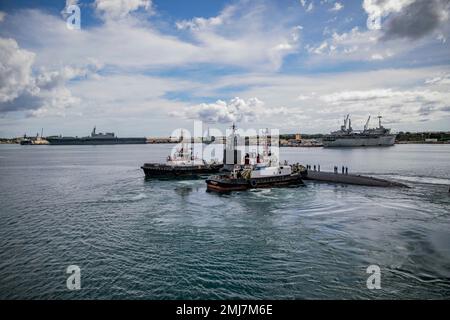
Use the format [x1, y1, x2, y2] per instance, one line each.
[0, 144, 449, 299]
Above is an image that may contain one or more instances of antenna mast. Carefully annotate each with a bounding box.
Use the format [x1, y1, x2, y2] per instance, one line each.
[377, 115, 382, 128]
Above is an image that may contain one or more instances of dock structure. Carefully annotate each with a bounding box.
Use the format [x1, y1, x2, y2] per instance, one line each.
[304, 171, 408, 187]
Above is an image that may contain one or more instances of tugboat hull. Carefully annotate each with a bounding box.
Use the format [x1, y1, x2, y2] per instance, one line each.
[141, 163, 223, 178]
[206, 173, 305, 192]
[20, 140, 32, 145]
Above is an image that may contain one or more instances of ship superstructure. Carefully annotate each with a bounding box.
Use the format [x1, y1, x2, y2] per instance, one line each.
[323, 115, 396, 147]
[46, 127, 146, 145]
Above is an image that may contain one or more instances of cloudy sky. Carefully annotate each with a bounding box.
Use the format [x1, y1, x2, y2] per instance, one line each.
[0, 0, 449, 137]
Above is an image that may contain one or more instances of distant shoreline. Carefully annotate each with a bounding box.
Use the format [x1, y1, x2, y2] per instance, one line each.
[1, 131, 450, 145]
[2, 141, 450, 146]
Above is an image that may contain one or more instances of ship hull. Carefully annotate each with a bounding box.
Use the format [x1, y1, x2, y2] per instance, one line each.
[46, 137, 147, 145]
[206, 173, 305, 193]
[323, 134, 396, 147]
[141, 163, 223, 178]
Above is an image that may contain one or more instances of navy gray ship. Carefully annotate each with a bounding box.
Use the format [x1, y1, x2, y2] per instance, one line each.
[46, 127, 146, 145]
[323, 115, 396, 147]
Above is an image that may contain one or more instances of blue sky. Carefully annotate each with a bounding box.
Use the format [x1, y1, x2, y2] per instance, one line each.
[0, 0, 449, 137]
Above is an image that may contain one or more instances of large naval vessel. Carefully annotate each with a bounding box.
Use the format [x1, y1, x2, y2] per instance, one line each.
[323, 115, 396, 147]
[46, 127, 146, 145]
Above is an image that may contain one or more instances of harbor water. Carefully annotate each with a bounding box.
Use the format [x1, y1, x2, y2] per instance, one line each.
[0, 144, 449, 299]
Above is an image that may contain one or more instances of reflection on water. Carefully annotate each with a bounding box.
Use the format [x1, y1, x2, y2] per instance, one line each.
[0, 144, 449, 299]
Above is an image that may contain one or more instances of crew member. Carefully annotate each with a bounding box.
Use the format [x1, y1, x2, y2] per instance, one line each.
[245, 153, 250, 165]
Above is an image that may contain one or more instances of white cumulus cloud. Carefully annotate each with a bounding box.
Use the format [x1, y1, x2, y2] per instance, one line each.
[94, 0, 152, 20]
[176, 5, 236, 31]
[0, 37, 101, 116]
[363, 0, 415, 22]
[175, 97, 287, 124]
[0, 38, 37, 103]
[330, 2, 344, 12]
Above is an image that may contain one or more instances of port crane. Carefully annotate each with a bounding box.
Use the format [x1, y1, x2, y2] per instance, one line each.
[364, 116, 371, 131]
[341, 114, 350, 132]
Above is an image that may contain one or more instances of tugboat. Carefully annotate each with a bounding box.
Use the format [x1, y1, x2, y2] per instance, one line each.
[141, 132, 222, 178]
[206, 163, 307, 192]
[20, 129, 49, 145]
[141, 155, 222, 178]
[20, 135, 32, 145]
